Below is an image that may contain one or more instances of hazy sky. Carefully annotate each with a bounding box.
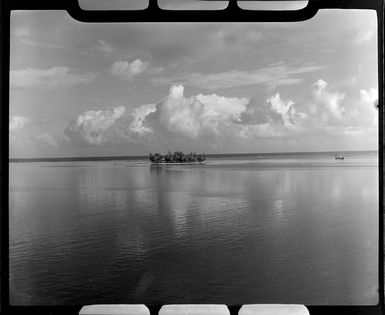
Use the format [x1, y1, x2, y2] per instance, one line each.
[9, 8, 378, 158]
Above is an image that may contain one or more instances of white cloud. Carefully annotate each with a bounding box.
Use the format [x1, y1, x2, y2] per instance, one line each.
[34, 133, 58, 147]
[110, 59, 147, 77]
[130, 104, 157, 135]
[10, 115, 32, 143]
[10, 115, 30, 132]
[267, 93, 296, 128]
[64, 103, 158, 146]
[243, 80, 377, 143]
[314, 79, 327, 90]
[110, 59, 162, 80]
[312, 79, 345, 120]
[10, 67, 95, 89]
[149, 85, 249, 138]
[65, 106, 126, 145]
[63, 82, 378, 151]
[153, 65, 325, 90]
[289, 81, 377, 142]
[358, 88, 378, 126]
[360, 88, 378, 107]
[64, 85, 255, 147]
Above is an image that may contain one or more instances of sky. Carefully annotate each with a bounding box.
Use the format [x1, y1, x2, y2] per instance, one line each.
[9, 6, 378, 158]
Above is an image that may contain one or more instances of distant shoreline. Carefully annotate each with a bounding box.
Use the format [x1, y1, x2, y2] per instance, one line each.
[9, 150, 378, 163]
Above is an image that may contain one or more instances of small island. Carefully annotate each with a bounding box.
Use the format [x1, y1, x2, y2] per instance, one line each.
[149, 151, 206, 164]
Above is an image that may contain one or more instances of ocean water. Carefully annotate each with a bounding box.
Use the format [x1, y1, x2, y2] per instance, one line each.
[9, 151, 379, 305]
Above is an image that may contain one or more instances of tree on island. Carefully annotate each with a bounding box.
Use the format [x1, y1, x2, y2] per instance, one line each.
[149, 151, 206, 163]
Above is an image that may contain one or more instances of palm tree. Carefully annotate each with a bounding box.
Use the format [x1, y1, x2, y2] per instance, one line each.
[149, 151, 206, 163]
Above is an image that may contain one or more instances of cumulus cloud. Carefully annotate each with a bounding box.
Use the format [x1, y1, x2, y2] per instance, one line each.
[356, 88, 378, 126]
[130, 104, 157, 135]
[360, 88, 378, 108]
[242, 79, 376, 141]
[10, 67, 95, 89]
[65, 106, 126, 145]
[146, 85, 250, 139]
[63, 84, 307, 151]
[63, 82, 377, 151]
[287, 80, 378, 142]
[64, 85, 252, 146]
[153, 64, 325, 90]
[310, 79, 345, 121]
[110, 59, 162, 80]
[267, 93, 297, 128]
[110, 59, 148, 78]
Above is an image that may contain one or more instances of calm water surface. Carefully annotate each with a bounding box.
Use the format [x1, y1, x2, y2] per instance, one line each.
[9, 152, 378, 305]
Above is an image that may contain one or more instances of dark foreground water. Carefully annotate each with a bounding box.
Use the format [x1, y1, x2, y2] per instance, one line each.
[9, 151, 378, 305]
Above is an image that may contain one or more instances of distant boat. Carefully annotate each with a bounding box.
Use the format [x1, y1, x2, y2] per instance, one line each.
[335, 154, 344, 160]
[149, 151, 206, 164]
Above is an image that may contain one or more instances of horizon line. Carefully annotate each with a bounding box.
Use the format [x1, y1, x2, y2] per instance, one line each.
[9, 149, 378, 162]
